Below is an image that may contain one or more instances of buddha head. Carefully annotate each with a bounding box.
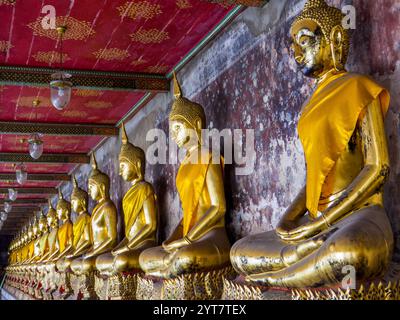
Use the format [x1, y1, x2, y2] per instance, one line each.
[118, 123, 146, 182]
[56, 189, 71, 221]
[290, 0, 350, 78]
[169, 72, 206, 150]
[47, 199, 58, 229]
[32, 216, 39, 239]
[71, 175, 88, 214]
[27, 222, 33, 242]
[88, 153, 110, 202]
[38, 210, 48, 234]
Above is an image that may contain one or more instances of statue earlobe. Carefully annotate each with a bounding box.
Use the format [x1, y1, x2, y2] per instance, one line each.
[330, 25, 345, 71]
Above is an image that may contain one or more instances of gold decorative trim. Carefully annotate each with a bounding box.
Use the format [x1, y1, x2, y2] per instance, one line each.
[28, 16, 95, 41]
[0, 0, 15, 6]
[130, 28, 169, 44]
[93, 48, 130, 61]
[146, 64, 170, 74]
[12, 96, 51, 108]
[0, 153, 90, 164]
[117, 1, 162, 20]
[130, 58, 148, 66]
[292, 282, 400, 300]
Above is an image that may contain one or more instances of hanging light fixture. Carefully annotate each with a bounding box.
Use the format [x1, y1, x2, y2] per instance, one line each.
[0, 211, 7, 222]
[16, 163, 28, 185]
[28, 99, 44, 159]
[8, 188, 17, 201]
[4, 202, 12, 213]
[50, 26, 72, 110]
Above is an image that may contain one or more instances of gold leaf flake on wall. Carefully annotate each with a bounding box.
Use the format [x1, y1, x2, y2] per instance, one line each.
[0, 0, 15, 5]
[28, 16, 95, 41]
[93, 48, 130, 61]
[146, 64, 169, 74]
[130, 28, 169, 44]
[131, 58, 148, 66]
[117, 1, 162, 20]
[73, 89, 103, 97]
[0, 40, 12, 52]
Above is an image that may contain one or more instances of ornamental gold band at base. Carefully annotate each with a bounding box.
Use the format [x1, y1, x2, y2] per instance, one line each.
[94, 272, 140, 300]
[136, 266, 236, 300]
[70, 272, 98, 300]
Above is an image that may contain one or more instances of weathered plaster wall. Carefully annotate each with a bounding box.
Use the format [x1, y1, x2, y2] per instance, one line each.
[53, 0, 400, 276]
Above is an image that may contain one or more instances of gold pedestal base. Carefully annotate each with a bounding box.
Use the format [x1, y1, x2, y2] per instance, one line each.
[291, 281, 400, 300]
[94, 272, 140, 300]
[55, 272, 74, 299]
[137, 266, 235, 300]
[71, 272, 98, 300]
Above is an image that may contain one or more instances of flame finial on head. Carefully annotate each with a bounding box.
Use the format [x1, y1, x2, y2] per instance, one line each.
[173, 71, 182, 99]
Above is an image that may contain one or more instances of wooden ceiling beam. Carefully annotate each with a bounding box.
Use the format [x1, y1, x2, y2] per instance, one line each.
[0, 122, 118, 137]
[0, 153, 89, 164]
[0, 65, 169, 92]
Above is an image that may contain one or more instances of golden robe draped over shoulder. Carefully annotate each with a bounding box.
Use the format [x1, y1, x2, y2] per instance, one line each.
[72, 214, 91, 249]
[176, 148, 224, 236]
[123, 181, 154, 238]
[57, 221, 73, 253]
[298, 72, 390, 217]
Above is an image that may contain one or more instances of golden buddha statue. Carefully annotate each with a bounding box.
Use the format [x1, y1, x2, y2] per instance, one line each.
[29, 212, 46, 264]
[230, 0, 393, 288]
[70, 153, 118, 276]
[58, 176, 92, 269]
[53, 189, 73, 262]
[139, 73, 231, 279]
[96, 123, 157, 277]
[38, 200, 59, 263]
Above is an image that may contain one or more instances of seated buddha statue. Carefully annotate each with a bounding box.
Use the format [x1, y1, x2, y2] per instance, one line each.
[37, 200, 58, 264]
[70, 153, 118, 276]
[51, 189, 73, 269]
[25, 217, 40, 264]
[57, 176, 92, 272]
[230, 0, 393, 288]
[96, 123, 157, 276]
[28, 212, 47, 265]
[139, 73, 231, 279]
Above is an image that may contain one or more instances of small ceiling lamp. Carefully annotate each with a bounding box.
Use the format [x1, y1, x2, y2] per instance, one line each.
[8, 188, 17, 201]
[4, 202, 12, 213]
[27, 99, 44, 160]
[50, 26, 72, 110]
[0, 211, 7, 222]
[16, 163, 28, 185]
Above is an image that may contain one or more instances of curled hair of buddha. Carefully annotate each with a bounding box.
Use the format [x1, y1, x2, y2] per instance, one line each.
[57, 188, 71, 212]
[119, 122, 146, 176]
[71, 174, 88, 206]
[89, 153, 110, 193]
[169, 72, 206, 132]
[290, 0, 350, 64]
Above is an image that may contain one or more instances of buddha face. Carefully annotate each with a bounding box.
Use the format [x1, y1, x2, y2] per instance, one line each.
[71, 197, 85, 214]
[38, 219, 47, 233]
[170, 119, 199, 149]
[119, 159, 139, 182]
[32, 224, 38, 237]
[292, 25, 332, 78]
[88, 180, 102, 201]
[47, 213, 56, 228]
[57, 204, 69, 220]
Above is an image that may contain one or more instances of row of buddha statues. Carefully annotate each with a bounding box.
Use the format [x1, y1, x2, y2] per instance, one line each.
[3, 0, 397, 300]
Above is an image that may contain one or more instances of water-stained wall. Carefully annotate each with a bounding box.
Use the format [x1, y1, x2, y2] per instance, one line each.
[54, 0, 400, 277]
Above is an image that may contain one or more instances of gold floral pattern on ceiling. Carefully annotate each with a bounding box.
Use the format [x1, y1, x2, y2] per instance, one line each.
[146, 64, 169, 74]
[130, 28, 169, 44]
[32, 51, 71, 65]
[73, 89, 103, 97]
[12, 96, 51, 108]
[117, 1, 162, 20]
[93, 48, 130, 61]
[85, 101, 113, 109]
[176, 0, 192, 9]
[61, 110, 88, 118]
[131, 58, 148, 66]
[28, 16, 95, 41]
[0, 40, 13, 52]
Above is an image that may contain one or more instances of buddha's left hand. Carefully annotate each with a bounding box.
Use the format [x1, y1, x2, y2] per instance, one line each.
[278, 219, 325, 242]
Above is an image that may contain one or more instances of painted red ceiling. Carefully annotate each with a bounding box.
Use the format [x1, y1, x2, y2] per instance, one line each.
[0, 0, 233, 73]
